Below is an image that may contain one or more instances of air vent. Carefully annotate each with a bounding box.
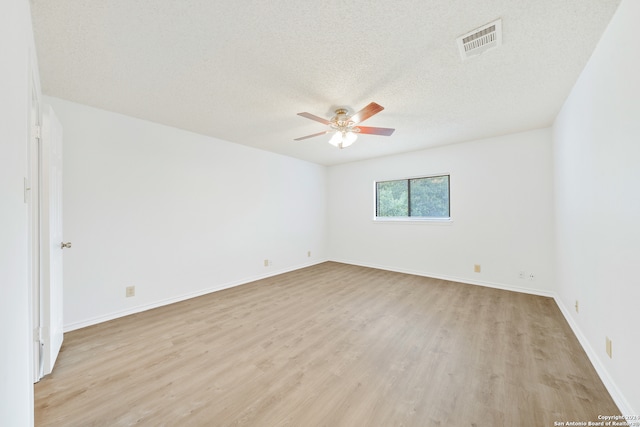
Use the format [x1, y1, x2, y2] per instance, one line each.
[457, 19, 502, 60]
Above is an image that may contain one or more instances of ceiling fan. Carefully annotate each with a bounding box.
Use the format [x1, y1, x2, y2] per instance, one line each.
[294, 102, 395, 149]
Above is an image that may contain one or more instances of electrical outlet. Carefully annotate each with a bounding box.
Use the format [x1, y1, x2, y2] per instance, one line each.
[474, 264, 481, 273]
[518, 271, 525, 279]
[528, 273, 535, 281]
[126, 286, 135, 297]
[307, 251, 311, 257]
[264, 259, 271, 267]
[606, 337, 612, 358]
[575, 300, 579, 313]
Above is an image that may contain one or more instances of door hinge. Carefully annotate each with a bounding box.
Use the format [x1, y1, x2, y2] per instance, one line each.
[34, 124, 41, 141]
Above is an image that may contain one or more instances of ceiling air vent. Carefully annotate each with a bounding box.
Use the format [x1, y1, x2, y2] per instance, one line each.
[457, 19, 502, 60]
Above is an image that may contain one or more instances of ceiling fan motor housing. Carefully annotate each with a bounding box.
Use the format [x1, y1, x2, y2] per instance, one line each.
[330, 108, 358, 132]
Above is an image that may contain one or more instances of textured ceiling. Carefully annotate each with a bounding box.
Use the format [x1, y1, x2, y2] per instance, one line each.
[31, 0, 621, 166]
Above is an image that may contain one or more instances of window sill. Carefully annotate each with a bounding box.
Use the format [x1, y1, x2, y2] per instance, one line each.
[372, 217, 453, 225]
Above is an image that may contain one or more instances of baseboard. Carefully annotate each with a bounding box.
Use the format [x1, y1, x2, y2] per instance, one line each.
[63, 259, 329, 332]
[553, 297, 634, 415]
[329, 258, 556, 298]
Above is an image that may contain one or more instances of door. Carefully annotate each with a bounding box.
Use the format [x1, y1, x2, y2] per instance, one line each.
[40, 104, 65, 377]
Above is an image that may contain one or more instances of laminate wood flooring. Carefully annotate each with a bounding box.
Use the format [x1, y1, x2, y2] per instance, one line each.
[35, 262, 620, 426]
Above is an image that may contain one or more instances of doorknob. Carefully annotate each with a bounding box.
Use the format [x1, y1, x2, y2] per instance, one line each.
[61, 242, 72, 249]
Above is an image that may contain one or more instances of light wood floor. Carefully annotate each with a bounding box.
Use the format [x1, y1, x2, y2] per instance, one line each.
[35, 262, 619, 426]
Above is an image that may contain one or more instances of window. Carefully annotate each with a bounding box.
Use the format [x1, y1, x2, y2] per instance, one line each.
[375, 175, 450, 220]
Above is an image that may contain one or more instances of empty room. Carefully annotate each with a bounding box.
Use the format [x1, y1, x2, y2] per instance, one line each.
[2, 0, 639, 425]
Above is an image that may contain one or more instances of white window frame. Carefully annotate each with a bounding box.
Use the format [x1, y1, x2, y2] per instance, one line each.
[373, 173, 452, 224]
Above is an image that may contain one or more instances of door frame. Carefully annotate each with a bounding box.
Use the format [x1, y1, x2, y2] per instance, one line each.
[28, 60, 42, 383]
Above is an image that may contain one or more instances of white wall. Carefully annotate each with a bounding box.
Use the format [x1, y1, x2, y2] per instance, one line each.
[327, 128, 555, 295]
[45, 97, 327, 330]
[0, 0, 36, 425]
[553, 0, 639, 414]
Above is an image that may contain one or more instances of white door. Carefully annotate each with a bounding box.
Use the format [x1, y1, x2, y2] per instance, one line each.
[40, 104, 65, 377]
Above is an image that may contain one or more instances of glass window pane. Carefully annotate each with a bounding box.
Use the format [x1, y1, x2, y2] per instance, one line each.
[376, 180, 408, 217]
[409, 176, 449, 218]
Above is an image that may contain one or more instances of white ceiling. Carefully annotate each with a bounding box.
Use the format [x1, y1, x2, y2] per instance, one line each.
[31, 0, 621, 166]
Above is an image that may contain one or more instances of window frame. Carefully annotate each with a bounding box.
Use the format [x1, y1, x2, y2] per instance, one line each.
[373, 174, 452, 223]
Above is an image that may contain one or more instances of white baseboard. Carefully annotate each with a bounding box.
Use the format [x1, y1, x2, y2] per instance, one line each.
[63, 259, 328, 332]
[329, 258, 556, 298]
[553, 297, 634, 415]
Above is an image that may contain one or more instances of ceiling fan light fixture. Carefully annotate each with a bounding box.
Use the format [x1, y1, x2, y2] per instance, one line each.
[342, 131, 357, 146]
[328, 131, 358, 149]
[328, 131, 343, 147]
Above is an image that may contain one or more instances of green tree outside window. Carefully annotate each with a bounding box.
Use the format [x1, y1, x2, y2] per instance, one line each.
[376, 175, 449, 219]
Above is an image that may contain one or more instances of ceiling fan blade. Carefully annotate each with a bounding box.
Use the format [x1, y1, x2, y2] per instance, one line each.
[357, 126, 395, 136]
[350, 102, 384, 124]
[297, 112, 331, 125]
[294, 130, 331, 141]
